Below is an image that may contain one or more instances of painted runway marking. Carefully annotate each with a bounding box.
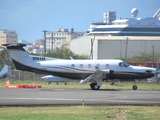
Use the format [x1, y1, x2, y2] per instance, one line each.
[0, 97, 159, 104]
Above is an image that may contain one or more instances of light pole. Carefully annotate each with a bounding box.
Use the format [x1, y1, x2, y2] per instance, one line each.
[90, 36, 95, 59]
[42, 30, 48, 56]
[51, 33, 54, 53]
[125, 37, 129, 60]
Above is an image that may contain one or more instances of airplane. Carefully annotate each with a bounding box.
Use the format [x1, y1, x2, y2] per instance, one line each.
[3, 43, 157, 90]
[0, 64, 9, 78]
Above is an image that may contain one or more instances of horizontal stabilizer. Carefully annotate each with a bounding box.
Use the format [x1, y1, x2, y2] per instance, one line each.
[41, 75, 68, 82]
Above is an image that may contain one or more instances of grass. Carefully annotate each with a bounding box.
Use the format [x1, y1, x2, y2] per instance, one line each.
[0, 80, 160, 120]
[0, 106, 160, 120]
[0, 79, 160, 90]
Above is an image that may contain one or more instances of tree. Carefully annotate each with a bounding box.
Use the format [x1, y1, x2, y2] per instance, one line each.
[124, 51, 160, 62]
[0, 48, 11, 68]
[46, 47, 89, 59]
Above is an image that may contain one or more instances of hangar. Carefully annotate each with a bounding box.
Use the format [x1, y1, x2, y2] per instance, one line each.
[70, 36, 160, 59]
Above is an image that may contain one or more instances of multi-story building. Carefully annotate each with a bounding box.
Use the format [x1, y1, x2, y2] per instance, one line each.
[103, 11, 116, 25]
[45, 28, 84, 52]
[0, 29, 18, 46]
[34, 39, 44, 46]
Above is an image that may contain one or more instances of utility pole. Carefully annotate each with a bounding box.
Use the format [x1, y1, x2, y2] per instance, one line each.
[42, 30, 48, 56]
[51, 33, 54, 53]
[90, 36, 95, 59]
[125, 37, 129, 60]
[153, 45, 154, 62]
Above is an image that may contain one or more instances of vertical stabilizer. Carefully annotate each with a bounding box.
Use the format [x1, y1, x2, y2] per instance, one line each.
[2, 44, 34, 71]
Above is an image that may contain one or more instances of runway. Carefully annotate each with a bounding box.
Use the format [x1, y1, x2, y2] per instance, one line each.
[0, 88, 160, 106]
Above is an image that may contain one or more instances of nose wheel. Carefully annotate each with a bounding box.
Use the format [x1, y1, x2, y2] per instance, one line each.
[132, 80, 137, 90]
[132, 85, 137, 90]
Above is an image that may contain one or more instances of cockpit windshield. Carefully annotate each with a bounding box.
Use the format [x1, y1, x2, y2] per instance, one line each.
[119, 62, 130, 67]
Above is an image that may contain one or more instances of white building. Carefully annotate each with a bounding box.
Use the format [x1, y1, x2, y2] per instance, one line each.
[45, 28, 84, 52]
[70, 36, 160, 60]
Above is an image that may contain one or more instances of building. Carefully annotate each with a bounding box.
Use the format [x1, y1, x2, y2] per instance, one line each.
[0, 29, 18, 46]
[103, 11, 116, 25]
[70, 36, 160, 59]
[45, 28, 84, 52]
[34, 39, 44, 46]
[70, 9, 160, 59]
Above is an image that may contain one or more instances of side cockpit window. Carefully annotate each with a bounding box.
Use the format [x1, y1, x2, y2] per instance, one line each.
[119, 62, 130, 67]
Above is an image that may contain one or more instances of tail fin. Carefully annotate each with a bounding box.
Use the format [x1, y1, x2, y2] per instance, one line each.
[0, 64, 8, 78]
[2, 44, 33, 72]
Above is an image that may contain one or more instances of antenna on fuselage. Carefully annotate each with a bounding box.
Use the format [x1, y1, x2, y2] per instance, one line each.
[69, 56, 74, 60]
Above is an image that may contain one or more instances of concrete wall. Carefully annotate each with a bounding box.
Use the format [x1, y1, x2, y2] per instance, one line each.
[70, 36, 98, 59]
[98, 40, 160, 59]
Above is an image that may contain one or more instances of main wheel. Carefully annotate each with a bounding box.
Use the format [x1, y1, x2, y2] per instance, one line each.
[90, 83, 100, 90]
[132, 85, 137, 90]
[111, 82, 115, 86]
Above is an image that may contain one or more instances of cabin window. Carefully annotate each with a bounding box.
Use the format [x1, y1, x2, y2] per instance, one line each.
[80, 64, 83, 68]
[106, 64, 109, 68]
[119, 62, 130, 67]
[88, 64, 92, 68]
[71, 64, 75, 68]
[119, 62, 125, 67]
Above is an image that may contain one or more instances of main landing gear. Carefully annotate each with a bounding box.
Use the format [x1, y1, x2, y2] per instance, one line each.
[48, 82, 51, 85]
[132, 80, 137, 90]
[90, 83, 100, 90]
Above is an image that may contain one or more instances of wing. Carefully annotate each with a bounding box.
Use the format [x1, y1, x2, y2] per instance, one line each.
[79, 66, 110, 84]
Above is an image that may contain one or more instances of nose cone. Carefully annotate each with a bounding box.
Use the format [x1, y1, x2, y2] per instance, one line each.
[131, 66, 157, 79]
[146, 67, 157, 74]
[133, 66, 157, 73]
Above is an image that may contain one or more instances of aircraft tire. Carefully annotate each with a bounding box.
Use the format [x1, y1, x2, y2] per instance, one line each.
[111, 82, 115, 86]
[90, 83, 100, 90]
[132, 85, 137, 90]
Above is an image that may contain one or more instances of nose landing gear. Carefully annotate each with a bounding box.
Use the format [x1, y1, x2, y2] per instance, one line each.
[132, 80, 137, 90]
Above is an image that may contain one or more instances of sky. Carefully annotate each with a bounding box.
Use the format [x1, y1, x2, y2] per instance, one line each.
[0, 0, 160, 43]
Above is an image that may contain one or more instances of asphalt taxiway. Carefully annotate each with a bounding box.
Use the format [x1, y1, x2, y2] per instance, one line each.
[0, 88, 160, 106]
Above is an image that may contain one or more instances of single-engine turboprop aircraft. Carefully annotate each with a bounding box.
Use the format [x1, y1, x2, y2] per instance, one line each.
[3, 43, 157, 90]
[0, 64, 9, 78]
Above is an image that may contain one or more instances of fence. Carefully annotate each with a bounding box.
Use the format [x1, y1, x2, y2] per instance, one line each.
[9, 70, 42, 80]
